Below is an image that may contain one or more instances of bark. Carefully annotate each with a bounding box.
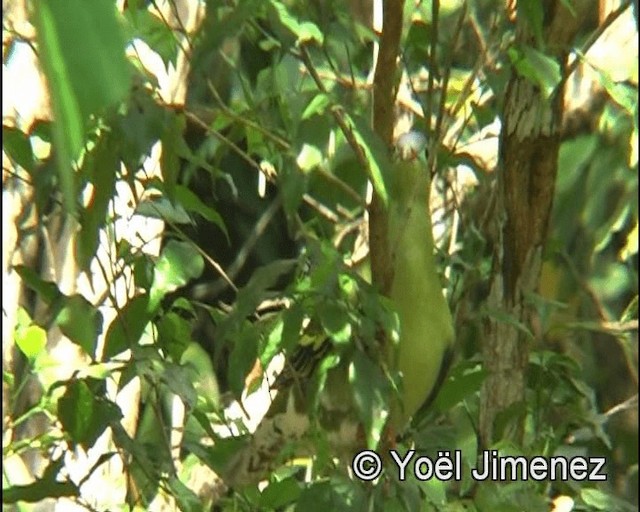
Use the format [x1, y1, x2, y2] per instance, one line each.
[479, 0, 597, 446]
[369, 0, 405, 294]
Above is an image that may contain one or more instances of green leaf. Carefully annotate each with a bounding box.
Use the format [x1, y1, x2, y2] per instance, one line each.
[157, 311, 192, 362]
[281, 302, 306, 353]
[349, 351, 389, 450]
[280, 159, 308, 216]
[33, 0, 132, 213]
[77, 133, 118, 272]
[559, 0, 577, 15]
[297, 23, 324, 45]
[119, 401, 167, 504]
[308, 352, 341, 413]
[295, 478, 364, 512]
[228, 259, 298, 325]
[161, 364, 197, 410]
[161, 111, 187, 196]
[302, 93, 331, 119]
[317, 302, 352, 345]
[181, 342, 220, 409]
[260, 317, 285, 369]
[14, 265, 62, 305]
[228, 327, 259, 398]
[184, 435, 249, 476]
[475, 481, 547, 512]
[592, 68, 637, 115]
[28, 119, 53, 144]
[260, 477, 302, 508]
[167, 476, 202, 512]
[2, 125, 35, 171]
[55, 294, 103, 358]
[111, 422, 155, 478]
[347, 113, 390, 205]
[189, 408, 220, 442]
[481, 306, 535, 340]
[136, 196, 193, 225]
[133, 254, 155, 291]
[432, 362, 486, 412]
[103, 294, 151, 358]
[35, 0, 130, 116]
[57, 378, 123, 450]
[269, 0, 324, 45]
[296, 143, 323, 172]
[125, 8, 179, 68]
[2, 458, 78, 503]
[508, 45, 561, 101]
[15, 324, 47, 361]
[405, 20, 431, 63]
[116, 88, 168, 171]
[175, 185, 229, 240]
[580, 488, 636, 512]
[149, 241, 205, 312]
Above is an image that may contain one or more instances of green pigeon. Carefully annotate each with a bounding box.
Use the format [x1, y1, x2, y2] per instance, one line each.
[222, 131, 454, 487]
[386, 131, 454, 430]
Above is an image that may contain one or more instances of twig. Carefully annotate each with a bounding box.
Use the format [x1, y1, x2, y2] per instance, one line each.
[432, 2, 468, 176]
[166, 216, 239, 293]
[184, 110, 264, 175]
[193, 196, 284, 300]
[315, 167, 366, 206]
[302, 193, 339, 223]
[604, 393, 638, 417]
[425, 0, 440, 136]
[564, 0, 633, 81]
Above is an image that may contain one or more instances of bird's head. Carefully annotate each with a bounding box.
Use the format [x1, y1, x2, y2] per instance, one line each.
[390, 131, 429, 202]
[394, 131, 428, 162]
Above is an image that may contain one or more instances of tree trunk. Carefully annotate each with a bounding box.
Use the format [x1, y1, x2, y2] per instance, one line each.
[479, 0, 597, 446]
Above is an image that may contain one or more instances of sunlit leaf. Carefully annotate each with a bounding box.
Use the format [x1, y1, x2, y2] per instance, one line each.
[58, 378, 123, 450]
[15, 325, 47, 361]
[296, 143, 323, 172]
[55, 294, 103, 357]
[318, 302, 351, 345]
[302, 93, 331, 119]
[149, 240, 205, 311]
[508, 45, 561, 100]
[33, 0, 131, 213]
[270, 0, 323, 45]
[347, 113, 390, 205]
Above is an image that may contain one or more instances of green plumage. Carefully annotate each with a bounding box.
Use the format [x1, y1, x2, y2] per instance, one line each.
[386, 147, 454, 429]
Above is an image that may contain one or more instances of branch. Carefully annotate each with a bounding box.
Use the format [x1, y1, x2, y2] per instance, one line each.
[369, 0, 405, 293]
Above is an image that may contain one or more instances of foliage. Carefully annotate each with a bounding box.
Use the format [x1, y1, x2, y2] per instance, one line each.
[2, 0, 637, 511]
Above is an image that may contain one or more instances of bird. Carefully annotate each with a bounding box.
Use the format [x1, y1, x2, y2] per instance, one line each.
[385, 131, 454, 430]
[220, 130, 454, 487]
